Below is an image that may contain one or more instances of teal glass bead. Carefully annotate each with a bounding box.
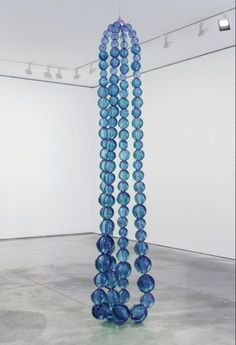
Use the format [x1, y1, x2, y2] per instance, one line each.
[97, 235, 115, 254]
[131, 61, 141, 71]
[133, 204, 146, 218]
[99, 51, 108, 61]
[103, 139, 116, 151]
[98, 98, 109, 109]
[133, 87, 142, 97]
[95, 254, 112, 272]
[120, 80, 128, 89]
[100, 207, 114, 219]
[115, 262, 132, 278]
[119, 228, 128, 236]
[100, 149, 116, 160]
[101, 172, 115, 184]
[99, 118, 108, 127]
[100, 108, 108, 118]
[119, 161, 128, 170]
[118, 236, 129, 248]
[100, 160, 116, 173]
[135, 192, 146, 204]
[118, 181, 129, 192]
[120, 64, 129, 74]
[99, 61, 108, 70]
[107, 289, 120, 304]
[119, 149, 130, 160]
[118, 278, 129, 289]
[100, 70, 107, 77]
[134, 141, 143, 149]
[108, 106, 119, 117]
[99, 128, 107, 139]
[120, 109, 129, 117]
[118, 118, 129, 129]
[135, 230, 147, 241]
[140, 293, 155, 308]
[105, 270, 118, 289]
[131, 44, 141, 54]
[94, 272, 107, 287]
[100, 219, 115, 234]
[119, 98, 129, 109]
[108, 84, 119, 96]
[133, 170, 144, 182]
[130, 304, 148, 323]
[132, 97, 143, 108]
[109, 118, 117, 127]
[107, 127, 117, 139]
[132, 129, 143, 140]
[111, 304, 130, 324]
[119, 140, 128, 149]
[120, 89, 128, 98]
[118, 206, 129, 217]
[117, 192, 130, 205]
[111, 58, 120, 68]
[99, 194, 115, 207]
[110, 47, 119, 57]
[137, 274, 155, 293]
[132, 108, 142, 117]
[134, 149, 145, 160]
[134, 256, 152, 273]
[110, 74, 119, 84]
[132, 117, 143, 128]
[119, 289, 130, 303]
[92, 303, 110, 320]
[91, 288, 106, 304]
[120, 48, 128, 57]
[133, 160, 143, 170]
[117, 248, 130, 262]
[100, 183, 114, 195]
[132, 78, 141, 87]
[109, 96, 118, 106]
[134, 241, 148, 255]
[134, 181, 145, 192]
[134, 218, 146, 229]
[119, 170, 129, 181]
[117, 217, 128, 227]
[99, 77, 108, 87]
[98, 87, 108, 98]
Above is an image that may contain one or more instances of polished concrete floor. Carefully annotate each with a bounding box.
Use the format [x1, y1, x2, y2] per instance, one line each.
[0, 233, 235, 345]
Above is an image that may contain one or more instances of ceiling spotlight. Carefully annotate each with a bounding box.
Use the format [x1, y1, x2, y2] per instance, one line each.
[198, 20, 208, 36]
[55, 68, 62, 79]
[89, 63, 97, 74]
[44, 66, 53, 79]
[74, 68, 81, 80]
[163, 34, 173, 49]
[25, 63, 32, 75]
[218, 15, 231, 31]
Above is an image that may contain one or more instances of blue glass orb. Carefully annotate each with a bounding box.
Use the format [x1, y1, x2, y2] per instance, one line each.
[102, 172, 115, 184]
[108, 105, 119, 118]
[133, 160, 143, 170]
[119, 289, 130, 304]
[134, 241, 148, 256]
[95, 254, 112, 272]
[109, 96, 118, 106]
[118, 181, 129, 192]
[112, 304, 130, 325]
[118, 236, 129, 248]
[91, 288, 106, 304]
[110, 67, 118, 75]
[101, 37, 109, 44]
[110, 74, 119, 84]
[134, 54, 141, 62]
[135, 193, 146, 204]
[100, 183, 114, 195]
[119, 170, 129, 181]
[119, 140, 128, 150]
[132, 78, 141, 88]
[134, 181, 145, 193]
[107, 289, 120, 305]
[117, 192, 130, 206]
[116, 262, 132, 278]
[132, 117, 143, 128]
[111, 32, 119, 40]
[92, 303, 109, 320]
[135, 229, 147, 241]
[120, 80, 129, 89]
[107, 127, 117, 139]
[100, 149, 115, 160]
[99, 61, 108, 70]
[108, 84, 119, 96]
[98, 98, 109, 109]
[100, 160, 116, 173]
[131, 61, 141, 71]
[133, 170, 144, 182]
[99, 77, 109, 87]
[94, 272, 107, 287]
[118, 206, 129, 217]
[134, 149, 145, 161]
[134, 141, 143, 150]
[135, 256, 152, 274]
[99, 194, 115, 207]
[111, 40, 119, 48]
[121, 41, 128, 49]
[100, 207, 114, 220]
[134, 71, 141, 78]
[98, 87, 108, 98]
[133, 87, 142, 97]
[137, 274, 155, 293]
[99, 118, 108, 127]
[119, 149, 130, 160]
[119, 98, 129, 109]
[133, 204, 146, 219]
[132, 108, 142, 118]
[117, 248, 129, 262]
[110, 47, 119, 57]
[119, 161, 128, 170]
[100, 219, 114, 234]
[111, 58, 120, 68]
[97, 235, 115, 254]
[118, 118, 129, 129]
[119, 227, 128, 237]
[118, 217, 128, 228]
[99, 43, 107, 51]
[120, 89, 128, 98]
[110, 255, 117, 270]
[130, 304, 148, 324]
[120, 109, 129, 117]
[132, 97, 143, 108]
[99, 128, 107, 139]
[109, 118, 117, 127]
[132, 129, 143, 140]
[129, 29, 137, 38]
[131, 44, 141, 54]
[118, 278, 129, 289]
[100, 108, 108, 118]
[100, 70, 107, 77]
[120, 48, 128, 58]
[140, 293, 155, 308]
[120, 64, 129, 74]
[105, 270, 118, 289]
[104, 139, 116, 151]
[134, 218, 146, 230]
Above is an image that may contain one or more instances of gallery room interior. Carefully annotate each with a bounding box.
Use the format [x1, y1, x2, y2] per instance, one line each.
[0, 0, 235, 344]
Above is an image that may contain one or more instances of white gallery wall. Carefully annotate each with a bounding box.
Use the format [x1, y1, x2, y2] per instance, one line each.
[0, 78, 94, 239]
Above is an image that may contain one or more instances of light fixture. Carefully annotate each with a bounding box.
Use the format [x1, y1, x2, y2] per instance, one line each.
[89, 63, 97, 74]
[25, 63, 32, 75]
[44, 66, 53, 79]
[218, 15, 231, 31]
[73, 68, 81, 80]
[55, 68, 62, 79]
[198, 20, 208, 36]
[163, 34, 173, 49]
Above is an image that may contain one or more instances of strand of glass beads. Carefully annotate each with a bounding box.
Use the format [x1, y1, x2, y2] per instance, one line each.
[92, 19, 155, 325]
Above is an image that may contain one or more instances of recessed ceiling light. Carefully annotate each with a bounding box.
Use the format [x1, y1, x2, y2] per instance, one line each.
[218, 16, 230, 31]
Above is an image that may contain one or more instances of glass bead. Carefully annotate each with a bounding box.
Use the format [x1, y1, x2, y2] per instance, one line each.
[101, 184, 114, 195]
[101, 37, 109, 45]
[117, 217, 128, 228]
[111, 33, 119, 40]
[118, 278, 129, 289]
[131, 61, 141, 71]
[133, 204, 146, 218]
[119, 149, 130, 160]
[100, 108, 108, 118]
[134, 241, 148, 255]
[100, 160, 116, 173]
[119, 129, 129, 140]
[99, 128, 108, 139]
[99, 194, 115, 207]
[134, 181, 145, 192]
[121, 58, 128, 65]
[110, 74, 119, 84]
[110, 47, 119, 57]
[110, 255, 117, 270]
[132, 78, 141, 88]
[134, 149, 145, 161]
[133, 160, 143, 170]
[132, 97, 143, 108]
[120, 109, 129, 117]
[98, 98, 109, 109]
[134, 218, 146, 230]
[107, 289, 120, 304]
[119, 98, 129, 109]
[131, 44, 141, 54]
[118, 181, 128, 192]
[120, 48, 128, 58]
[100, 219, 115, 234]
[133, 87, 142, 97]
[99, 118, 108, 127]
[117, 192, 130, 205]
[109, 96, 118, 106]
[119, 228, 128, 237]
[134, 54, 141, 62]
[119, 289, 130, 304]
[140, 293, 155, 308]
[118, 206, 129, 217]
[120, 89, 128, 98]
[132, 108, 142, 118]
[91, 288, 106, 304]
[134, 141, 143, 150]
[130, 304, 148, 323]
[108, 106, 119, 118]
[132, 129, 143, 140]
[135, 256, 152, 273]
[132, 117, 143, 129]
[98, 86, 108, 98]
[129, 29, 137, 38]
[111, 58, 120, 68]
[110, 67, 118, 75]
[99, 61, 108, 70]
[119, 170, 129, 181]
[109, 118, 117, 127]
[111, 40, 119, 47]
[103, 30, 111, 38]
[95, 254, 112, 272]
[133, 170, 144, 182]
[137, 274, 155, 293]
[94, 272, 107, 287]
[120, 80, 128, 89]
[118, 236, 129, 248]
[99, 77, 108, 87]
[102, 172, 115, 184]
[92, 303, 109, 320]
[112, 304, 130, 325]
[120, 64, 129, 74]
[134, 71, 141, 78]
[105, 139, 117, 151]
[118, 118, 129, 129]
[135, 229, 147, 241]
[97, 235, 115, 254]
[115, 262, 132, 278]
[119, 161, 128, 170]
[107, 127, 117, 139]
[100, 207, 114, 220]
[100, 70, 107, 77]
[117, 248, 129, 262]
[99, 43, 107, 51]
[132, 37, 139, 44]
[105, 270, 118, 289]
[100, 149, 115, 160]
[135, 192, 146, 204]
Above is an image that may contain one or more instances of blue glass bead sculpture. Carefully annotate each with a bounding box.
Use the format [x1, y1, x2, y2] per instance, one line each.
[92, 18, 155, 325]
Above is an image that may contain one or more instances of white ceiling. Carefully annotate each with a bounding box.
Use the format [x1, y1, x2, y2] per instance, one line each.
[0, 0, 235, 86]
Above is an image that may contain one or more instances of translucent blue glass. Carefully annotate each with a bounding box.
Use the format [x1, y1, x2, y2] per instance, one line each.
[119, 129, 129, 140]
[107, 127, 117, 139]
[134, 181, 145, 192]
[131, 44, 141, 54]
[119, 149, 130, 160]
[100, 219, 115, 234]
[133, 170, 144, 182]
[119, 228, 128, 237]
[130, 304, 148, 323]
[109, 96, 118, 106]
[100, 183, 114, 194]
[120, 80, 129, 89]
[118, 118, 129, 129]
[100, 149, 116, 160]
[134, 218, 146, 230]
[99, 77, 108, 87]
[132, 117, 143, 128]
[118, 206, 129, 217]
[120, 109, 129, 117]
[131, 61, 141, 71]
[117, 191, 130, 205]
[103, 139, 117, 151]
[120, 48, 128, 58]
[115, 262, 132, 278]
[135, 229, 147, 241]
[92, 303, 109, 320]
[105, 270, 118, 289]
[108, 106, 119, 117]
[120, 89, 128, 98]
[97, 235, 115, 254]
[132, 129, 143, 140]
[119, 170, 129, 181]
[91, 288, 106, 304]
[110, 74, 119, 84]
[134, 140, 143, 149]
[134, 241, 148, 255]
[132, 204, 146, 219]
[132, 88, 142, 97]
[100, 108, 108, 118]
[99, 118, 108, 127]
[117, 236, 129, 248]
[134, 149, 145, 160]
[117, 248, 130, 262]
[107, 289, 120, 304]
[95, 254, 112, 272]
[109, 117, 117, 127]
[111, 58, 120, 68]
[98, 86, 108, 98]
[119, 140, 128, 150]
[119, 161, 128, 170]
[119, 98, 129, 109]
[140, 293, 155, 308]
[99, 194, 115, 207]
[132, 78, 141, 88]
[137, 274, 155, 293]
[101, 172, 115, 184]
[133, 160, 143, 170]
[120, 64, 129, 74]
[134, 256, 151, 273]
[132, 108, 142, 118]
[117, 217, 128, 228]
[100, 207, 114, 219]
[135, 192, 146, 204]
[111, 304, 130, 324]
[118, 278, 129, 289]
[118, 181, 129, 192]
[119, 289, 130, 303]
[98, 98, 109, 109]
[94, 272, 107, 287]
[100, 70, 107, 77]
[99, 61, 108, 70]
[110, 47, 119, 57]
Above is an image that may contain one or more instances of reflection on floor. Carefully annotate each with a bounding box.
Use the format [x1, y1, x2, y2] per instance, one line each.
[0, 233, 235, 345]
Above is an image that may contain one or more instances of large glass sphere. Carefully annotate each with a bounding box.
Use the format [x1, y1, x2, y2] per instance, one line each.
[132, 204, 147, 218]
[115, 262, 132, 278]
[116, 248, 130, 262]
[137, 274, 155, 293]
[134, 241, 148, 255]
[119, 289, 130, 304]
[130, 304, 148, 323]
[95, 254, 112, 273]
[100, 219, 115, 234]
[91, 288, 106, 304]
[97, 235, 115, 254]
[94, 272, 107, 287]
[134, 256, 152, 273]
[140, 293, 155, 308]
[106, 289, 120, 305]
[111, 304, 130, 325]
[117, 192, 130, 205]
[92, 303, 109, 320]
[118, 236, 129, 248]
